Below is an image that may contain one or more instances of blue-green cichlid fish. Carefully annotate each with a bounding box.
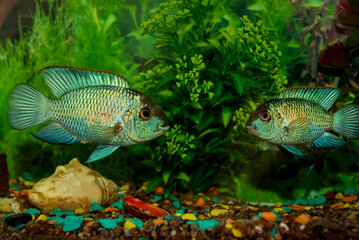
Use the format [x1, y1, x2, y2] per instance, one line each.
[8, 66, 169, 163]
[246, 87, 359, 156]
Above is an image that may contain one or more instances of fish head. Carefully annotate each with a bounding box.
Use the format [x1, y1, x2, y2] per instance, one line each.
[245, 101, 281, 141]
[124, 91, 169, 143]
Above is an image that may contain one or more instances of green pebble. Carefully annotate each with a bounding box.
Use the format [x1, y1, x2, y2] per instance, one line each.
[117, 193, 123, 198]
[111, 199, 124, 210]
[13, 224, 24, 231]
[192, 212, 197, 216]
[21, 172, 34, 181]
[168, 195, 176, 201]
[90, 202, 104, 211]
[125, 218, 143, 229]
[344, 188, 356, 195]
[116, 184, 120, 191]
[64, 210, 75, 216]
[48, 216, 64, 226]
[99, 218, 119, 229]
[0, 214, 10, 221]
[25, 208, 40, 215]
[270, 210, 281, 222]
[173, 200, 181, 208]
[308, 196, 326, 206]
[175, 209, 185, 215]
[197, 220, 220, 230]
[139, 238, 150, 240]
[211, 198, 219, 203]
[164, 215, 174, 220]
[154, 195, 162, 201]
[251, 212, 262, 219]
[283, 201, 293, 206]
[63, 216, 84, 232]
[50, 208, 63, 216]
[9, 185, 19, 191]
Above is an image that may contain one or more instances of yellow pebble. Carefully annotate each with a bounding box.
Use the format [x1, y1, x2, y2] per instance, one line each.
[1, 205, 12, 213]
[304, 206, 313, 211]
[36, 214, 48, 223]
[18, 176, 25, 183]
[9, 179, 17, 185]
[175, 213, 182, 217]
[75, 208, 84, 214]
[274, 202, 283, 207]
[273, 208, 285, 213]
[124, 220, 136, 230]
[352, 201, 359, 208]
[218, 204, 229, 209]
[232, 228, 243, 238]
[84, 218, 93, 221]
[210, 209, 228, 216]
[335, 192, 344, 200]
[182, 213, 197, 221]
[152, 203, 159, 207]
[120, 185, 129, 191]
[343, 203, 351, 208]
[225, 223, 233, 229]
[24, 181, 35, 187]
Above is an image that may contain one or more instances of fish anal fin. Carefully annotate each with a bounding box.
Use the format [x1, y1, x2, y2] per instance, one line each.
[32, 123, 79, 145]
[86, 145, 120, 163]
[312, 132, 347, 149]
[281, 145, 304, 156]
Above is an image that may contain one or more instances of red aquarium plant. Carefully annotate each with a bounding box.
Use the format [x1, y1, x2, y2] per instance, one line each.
[335, 0, 359, 31]
[122, 197, 170, 219]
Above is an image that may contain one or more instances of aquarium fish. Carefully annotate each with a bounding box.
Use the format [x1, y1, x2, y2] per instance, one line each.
[8, 66, 169, 163]
[245, 87, 359, 157]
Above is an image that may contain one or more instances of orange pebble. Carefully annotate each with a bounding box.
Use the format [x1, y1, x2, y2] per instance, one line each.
[290, 205, 305, 211]
[154, 186, 163, 196]
[153, 219, 164, 225]
[312, 216, 318, 220]
[294, 214, 310, 224]
[330, 202, 344, 209]
[195, 198, 206, 207]
[198, 214, 206, 220]
[164, 200, 171, 205]
[343, 195, 358, 203]
[261, 212, 277, 222]
[185, 201, 194, 206]
[226, 218, 234, 225]
[103, 207, 120, 213]
[0, 214, 5, 218]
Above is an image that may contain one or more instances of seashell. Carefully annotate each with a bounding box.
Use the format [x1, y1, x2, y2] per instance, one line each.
[122, 197, 170, 219]
[11, 158, 118, 213]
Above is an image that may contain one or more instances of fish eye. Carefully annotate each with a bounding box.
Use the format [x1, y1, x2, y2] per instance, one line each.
[140, 107, 152, 120]
[260, 111, 271, 122]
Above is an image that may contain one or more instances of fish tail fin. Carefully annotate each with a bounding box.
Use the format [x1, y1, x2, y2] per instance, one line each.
[8, 84, 50, 130]
[333, 104, 359, 139]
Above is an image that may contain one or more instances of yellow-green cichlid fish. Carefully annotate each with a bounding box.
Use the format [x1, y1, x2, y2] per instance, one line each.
[8, 66, 169, 163]
[246, 87, 359, 156]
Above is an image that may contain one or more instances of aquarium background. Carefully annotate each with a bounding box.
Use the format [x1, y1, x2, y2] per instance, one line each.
[0, 0, 358, 203]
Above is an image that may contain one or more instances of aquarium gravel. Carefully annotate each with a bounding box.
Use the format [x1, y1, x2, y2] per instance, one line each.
[1, 182, 359, 239]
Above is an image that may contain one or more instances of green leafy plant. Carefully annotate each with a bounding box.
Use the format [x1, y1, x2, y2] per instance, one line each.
[135, 0, 287, 196]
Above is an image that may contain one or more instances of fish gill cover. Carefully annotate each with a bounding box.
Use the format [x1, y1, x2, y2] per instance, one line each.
[0, 0, 358, 203]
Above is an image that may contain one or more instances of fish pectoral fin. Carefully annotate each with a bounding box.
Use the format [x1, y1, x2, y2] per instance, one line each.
[87, 123, 122, 143]
[86, 145, 119, 163]
[306, 164, 315, 178]
[32, 123, 80, 145]
[281, 145, 304, 156]
[312, 132, 347, 149]
[286, 117, 310, 135]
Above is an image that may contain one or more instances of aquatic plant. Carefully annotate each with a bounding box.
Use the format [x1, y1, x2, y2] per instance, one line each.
[136, 0, 287, 195]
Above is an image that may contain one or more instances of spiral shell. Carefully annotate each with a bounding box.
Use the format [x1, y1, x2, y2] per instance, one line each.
[11, 158, 118, 213]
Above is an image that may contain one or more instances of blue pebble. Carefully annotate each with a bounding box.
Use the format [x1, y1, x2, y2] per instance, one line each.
[90, 202, 104, 211]
[186, 221, 197, 225]
[111, 199, 125, 210]
[50, 208, 64, 216]
[283, 200, 293, 206]
[99, 218, 119, 229]
[164, 215, 174, 220]
[21, 172, 34, 181]
[308, 196, 326, 206]
[168, 195, 176, 201]
[175, 209, 185, 215]
[117, 193, 123, 198]
[197, 220, 220, 230]
[154, 195, 163, 201]
[192, 212, 197, 216]
[269, 227, 276, 237]
[280, 207, 292, 213]
[270, 210, 281, 222]
[48, 217, 65, 226]
[293, 199, 308, 205]
[344, 188, 356, 195]
[63, 216, 84, 232]
[64, 210, 75, 216]
[25, 208, 40, 215]
[251, 212, 262, 219]
[173, 200, 181, 208]
[0, 214, 10, 221]
[211, 198, 219, 203]
[13, 224, 25, 231]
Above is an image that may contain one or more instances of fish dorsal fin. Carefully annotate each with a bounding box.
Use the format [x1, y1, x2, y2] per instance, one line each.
[276, 87, 341, 110]
[39, 66, 130, 97]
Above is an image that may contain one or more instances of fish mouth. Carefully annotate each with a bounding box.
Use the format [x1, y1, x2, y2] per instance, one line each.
[155, 123, 170, 133]
[245, 124, 258, 131]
